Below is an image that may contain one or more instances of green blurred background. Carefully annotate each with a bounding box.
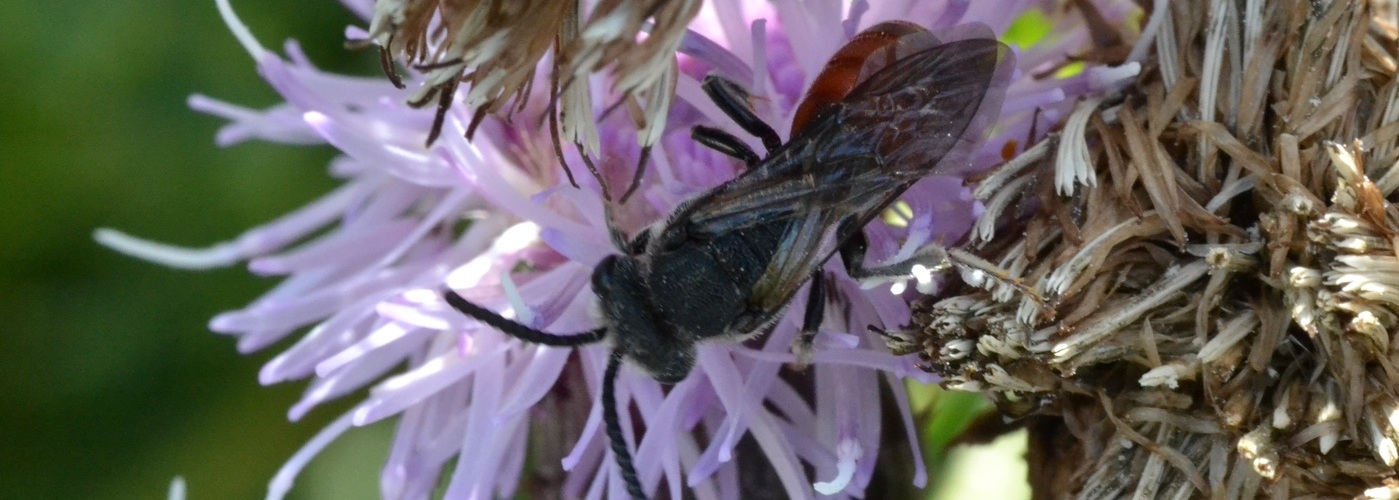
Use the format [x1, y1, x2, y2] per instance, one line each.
[0, 1, 1025, 499]
[0, 1, 391, 498]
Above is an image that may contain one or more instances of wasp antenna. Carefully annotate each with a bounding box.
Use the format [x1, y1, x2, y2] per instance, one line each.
[619, 145, 652, 204]
[602, 350, 646, 500]
[442, 290, 607, 346]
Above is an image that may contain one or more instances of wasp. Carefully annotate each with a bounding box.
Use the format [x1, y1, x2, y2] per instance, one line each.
[444, 21, 1012, 499]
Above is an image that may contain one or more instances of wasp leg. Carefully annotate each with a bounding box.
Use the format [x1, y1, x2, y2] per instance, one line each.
[837, 226, 872, 277]
[835, 220, 943, 283]
[839, 231, 949, 291]
[838, 236, 1048, 310]
[837, 221, 917, 281]
[701, 75, 782, 153]
[791, 270, 824, 369]
[691, 125, 761, 169]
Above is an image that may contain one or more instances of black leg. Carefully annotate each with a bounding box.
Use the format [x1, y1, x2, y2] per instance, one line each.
[838, 223, 870, 278]
[701, 75, 782, 153]
[691, 125, 761, 169]
[792, 270, 825, 367]
[838, 242, 1049, 312]
[603, 350, 647, 500]
[619, 76, 781, 201]
[442, 290, 607, 346]
[834, 218, 931, 281]
[836, 226, 1037, 304]
[839, 237, 945, 282]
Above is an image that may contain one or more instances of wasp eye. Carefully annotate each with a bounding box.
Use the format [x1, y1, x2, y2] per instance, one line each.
[592, 255, 622, 292]
[627, 230, 650, 255]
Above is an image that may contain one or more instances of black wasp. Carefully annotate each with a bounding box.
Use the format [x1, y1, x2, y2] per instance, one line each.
[444, 21, 1012, 500]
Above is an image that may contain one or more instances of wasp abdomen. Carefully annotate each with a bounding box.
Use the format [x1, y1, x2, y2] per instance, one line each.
[790, 21, 938, 135]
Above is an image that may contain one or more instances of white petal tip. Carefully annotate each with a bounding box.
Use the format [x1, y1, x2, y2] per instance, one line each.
[813, 463, 855, 495]
[215, 0, 270, 60]
[167, 476, 187, 500]
[266, 476, 293, 500]
[813, 441, 861, 495]
[94, 228, 241, 270]
[499, 271, 535, 326]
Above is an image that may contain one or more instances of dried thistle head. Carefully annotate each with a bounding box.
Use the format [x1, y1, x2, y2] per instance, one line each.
[364, 0, 697, 148]
[896, 0, 1399, 497]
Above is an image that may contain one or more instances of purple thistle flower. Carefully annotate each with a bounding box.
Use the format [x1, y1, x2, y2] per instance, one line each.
[98, 0, 1149, 498]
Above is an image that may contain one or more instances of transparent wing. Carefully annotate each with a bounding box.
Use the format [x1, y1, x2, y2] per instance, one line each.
[746, 210, 839, 313]
[679, 37, 1012, 240]
[674, 37, 1014, 313]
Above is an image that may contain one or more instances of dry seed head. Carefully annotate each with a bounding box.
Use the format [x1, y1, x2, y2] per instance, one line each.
[897, 0, 1399, 496]
[366, 0, 698, 149]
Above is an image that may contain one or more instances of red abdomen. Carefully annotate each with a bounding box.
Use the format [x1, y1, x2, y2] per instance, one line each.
[790, 21, 936, 135]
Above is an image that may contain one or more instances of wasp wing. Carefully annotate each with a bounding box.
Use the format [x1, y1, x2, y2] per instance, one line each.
[673, 37, 1012, 312]
[680, 37, 1011, 237]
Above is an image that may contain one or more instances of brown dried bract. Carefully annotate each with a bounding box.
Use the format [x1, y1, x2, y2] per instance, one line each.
[896, 0, 1399, 497]
[365, 0, 698, 149]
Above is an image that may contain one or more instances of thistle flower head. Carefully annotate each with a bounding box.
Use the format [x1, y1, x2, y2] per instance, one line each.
[98, 0, 1142, 497]
[900, 0, 1399, 497]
